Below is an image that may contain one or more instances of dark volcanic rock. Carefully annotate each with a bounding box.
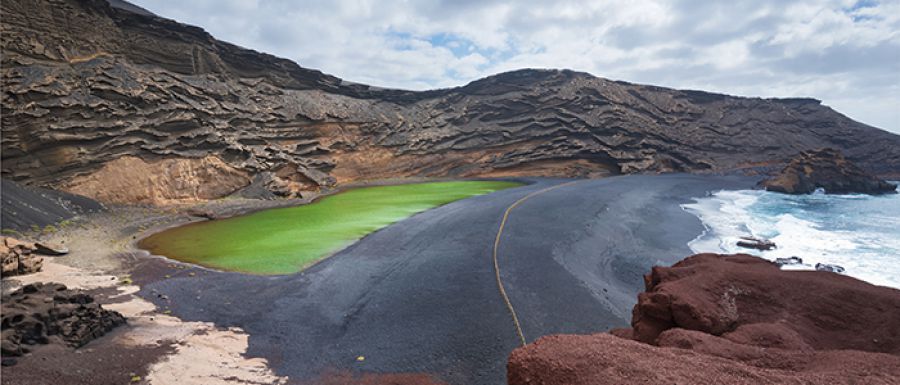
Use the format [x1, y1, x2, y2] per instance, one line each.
[507, 254, 900, 385]
[760, 148, 898, 194]
[736, 236, 776, 251]
[3, 0, 900, 204]
[1, 283, 126, 363]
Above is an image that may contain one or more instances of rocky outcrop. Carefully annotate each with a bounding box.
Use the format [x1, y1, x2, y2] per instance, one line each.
[760, 148, 898, 194]
[1, 283, 126, 366]
[1, 237, 43, 277]
[627, 253, 900, 350]
[3, 0, 900, 204]
[508, 254, 900, 384]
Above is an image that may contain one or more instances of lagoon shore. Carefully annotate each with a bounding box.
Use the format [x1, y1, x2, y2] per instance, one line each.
[2, 174, 758, 385]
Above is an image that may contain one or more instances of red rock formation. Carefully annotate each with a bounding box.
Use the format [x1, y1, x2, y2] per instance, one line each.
[508, 253, 900, 385]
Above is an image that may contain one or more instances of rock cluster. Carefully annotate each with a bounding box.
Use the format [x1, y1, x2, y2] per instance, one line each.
[1, 283, 126, 366]
[1, 237, 43, 277]
[760, 148, 897, 195]
[508, 253, 900, 384]
[3, 0, 900, 204]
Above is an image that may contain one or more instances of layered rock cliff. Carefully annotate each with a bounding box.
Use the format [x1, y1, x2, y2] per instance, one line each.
[4, 0, 900, 204]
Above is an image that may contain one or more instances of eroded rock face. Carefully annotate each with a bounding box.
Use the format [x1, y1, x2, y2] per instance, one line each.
[508, 254, 900, 385]
[760, 148, 898, 195]
[1, 237, 43, 277]
[62, 155, 251, 204]
[3, 0, 900, 204]
[1, 283, 126, 364]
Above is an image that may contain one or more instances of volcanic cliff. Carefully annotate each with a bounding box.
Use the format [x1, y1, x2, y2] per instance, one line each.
[4, 0, 900, 204]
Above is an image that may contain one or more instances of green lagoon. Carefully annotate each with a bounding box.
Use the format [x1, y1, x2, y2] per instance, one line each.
[140, 181, 521, 275]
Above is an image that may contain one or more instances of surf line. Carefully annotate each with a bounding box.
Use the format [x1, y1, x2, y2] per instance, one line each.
[492, 180, 582, 347]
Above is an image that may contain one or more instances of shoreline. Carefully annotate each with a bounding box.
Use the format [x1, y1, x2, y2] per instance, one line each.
[1, 174, 755, 385]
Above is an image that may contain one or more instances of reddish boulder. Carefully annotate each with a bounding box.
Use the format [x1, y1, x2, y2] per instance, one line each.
[630, 253, 900, 353]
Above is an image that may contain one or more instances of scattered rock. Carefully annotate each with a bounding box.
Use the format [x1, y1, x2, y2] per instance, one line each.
[508, 253, 900, 384]
[1, 282, 126, 365]
[185, 208, 219, 221]
[774, 256, 803, 266]
[736, 236, 776, 251]
[1, 236, 43, 277]
[816, 263, 845, 273]
[760, 148, 898, 195]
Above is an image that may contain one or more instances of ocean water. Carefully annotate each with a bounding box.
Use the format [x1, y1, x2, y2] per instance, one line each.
[682, 184, 900, 289]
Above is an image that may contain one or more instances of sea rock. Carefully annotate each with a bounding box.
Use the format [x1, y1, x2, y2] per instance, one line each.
[774, 256, 803, 266]
[508, 253, 900, 384]
[736, 236, 776, 251]
[1, 236, 43, 276]
[815, 263, 845, 273]
[3, 0, 900, 205]
[0, 282, 126, 363]
[760, 148, 898, 195]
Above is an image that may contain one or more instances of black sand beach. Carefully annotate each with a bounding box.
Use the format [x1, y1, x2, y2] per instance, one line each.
[137, 174, 756, 385]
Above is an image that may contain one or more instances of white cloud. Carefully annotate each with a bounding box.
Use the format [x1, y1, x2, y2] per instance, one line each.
[129, 0, 900, 133]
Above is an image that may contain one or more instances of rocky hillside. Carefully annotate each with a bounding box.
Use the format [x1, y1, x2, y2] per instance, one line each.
[4, 0, 900, 204]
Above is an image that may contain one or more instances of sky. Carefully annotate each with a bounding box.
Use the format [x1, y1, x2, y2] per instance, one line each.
[130, 0, 900, 133]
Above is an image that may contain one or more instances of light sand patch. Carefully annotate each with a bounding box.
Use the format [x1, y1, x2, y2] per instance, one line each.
[146, 326, 288, 385]
[8, 259, 131, 293]
[8, 258, 288, 385]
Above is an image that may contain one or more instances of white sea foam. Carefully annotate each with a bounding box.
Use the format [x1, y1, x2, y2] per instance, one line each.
[682, 186, 900, 289]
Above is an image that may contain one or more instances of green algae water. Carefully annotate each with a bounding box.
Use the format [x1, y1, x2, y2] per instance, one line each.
[140, 181, 521, 275]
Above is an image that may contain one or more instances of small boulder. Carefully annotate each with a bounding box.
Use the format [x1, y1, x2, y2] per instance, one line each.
[775, 256, 803, 266]
[34, 242, 69, 256]
[185, 208, 218, 220]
